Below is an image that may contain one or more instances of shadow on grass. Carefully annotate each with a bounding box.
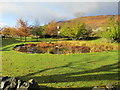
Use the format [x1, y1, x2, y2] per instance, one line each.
[17, 61, 119, 88]
[35, 86, 92, 90]
[76, 37, 101, 41]
[1, 38, 22, 51]
[85, 37, 101, 40]
[28, 37, 102, 42]
[2, 45, 15, 51]
[38, 87, 92, 90]
[2, 38, 21, 47]
[27, 38, 68, 42]
[1, 37, 70, 51]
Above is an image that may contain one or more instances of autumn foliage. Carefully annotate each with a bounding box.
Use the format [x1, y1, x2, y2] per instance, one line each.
[17, 19, 31, 41]
[13, 41, 118, 54]
[1, 15, 119, 42]
[1, 27, 17, 37]
[44, 20, 58, 37]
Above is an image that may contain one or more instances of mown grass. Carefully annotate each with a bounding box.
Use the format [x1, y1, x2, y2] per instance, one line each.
[1, 37, 119, 89]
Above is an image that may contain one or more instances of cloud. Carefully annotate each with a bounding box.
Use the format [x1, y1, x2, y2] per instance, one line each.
[0, 0, 119, 2]
[0, 2, 98, 22]
[0, 22, 7, 28]
[0, 1, 118, 26]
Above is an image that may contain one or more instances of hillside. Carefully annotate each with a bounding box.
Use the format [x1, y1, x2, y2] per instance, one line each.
[57, 15, 120, 29]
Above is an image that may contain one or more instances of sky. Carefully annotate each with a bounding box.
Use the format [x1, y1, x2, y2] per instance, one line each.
[0, 0, 119, 28]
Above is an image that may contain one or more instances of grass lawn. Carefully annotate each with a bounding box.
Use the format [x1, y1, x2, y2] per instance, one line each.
[1, 37, 119, 89]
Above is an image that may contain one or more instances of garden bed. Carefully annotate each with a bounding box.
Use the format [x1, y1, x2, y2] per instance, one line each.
[13, 41, 118, 54]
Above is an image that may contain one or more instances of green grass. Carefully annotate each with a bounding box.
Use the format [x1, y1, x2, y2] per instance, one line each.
[1, 37, 119, 89]
[15, 37, 68, 42]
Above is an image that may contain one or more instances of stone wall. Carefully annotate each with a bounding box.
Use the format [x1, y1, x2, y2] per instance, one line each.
[0, 76, 39, 90]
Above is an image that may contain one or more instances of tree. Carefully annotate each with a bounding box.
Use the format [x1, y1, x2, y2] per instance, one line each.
[31, 20, 46, 41]
[39, 25, 47, 37]
[1, 27, 17, 37]
[9, 27, 17, 37]
[44, 20, 58, 37]
[60, 22, 92, 39]
[17, 19, 31, 42]
[17, 27, 27, 40]
[101, 16, 119, 42]
[31, 26, 46, 41]
[1, 27, 10, 37]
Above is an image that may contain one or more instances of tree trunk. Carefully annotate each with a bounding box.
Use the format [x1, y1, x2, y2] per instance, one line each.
[20, 37, 22, 40]
[52, 35, 54, 38]
[37, 36, 39, 42]
[25, 36, 27, 42]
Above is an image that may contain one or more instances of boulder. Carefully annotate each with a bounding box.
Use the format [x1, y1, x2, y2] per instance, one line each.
[0, 76, 40, 90]
[92, 84, 116, 90]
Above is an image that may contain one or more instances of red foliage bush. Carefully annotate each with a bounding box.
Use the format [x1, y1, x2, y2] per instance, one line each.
[14, 42, 117, 54]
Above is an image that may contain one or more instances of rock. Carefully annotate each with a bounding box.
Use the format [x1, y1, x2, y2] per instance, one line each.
[0, 76, 40, 90]
[18, 81, 30, 90]
[92, 84, 116, 90]
[14, 46, 21, 51]
[106, 84, 114, 89]
[28, 79, 39, 90]
[16, 80, 21, 88]
[1, 81, 5, 89]
[106, 84, 116, 90]
[92, 86, 107, 90]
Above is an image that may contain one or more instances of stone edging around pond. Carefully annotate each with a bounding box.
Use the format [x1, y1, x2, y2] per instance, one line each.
[92, 84, 117, 90]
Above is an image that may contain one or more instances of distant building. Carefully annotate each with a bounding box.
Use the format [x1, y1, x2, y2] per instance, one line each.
[58, 31, 60, 35]
[92, 27, 103, 32]
[57, 26, 61, 36]
[57, 26, 60, 30]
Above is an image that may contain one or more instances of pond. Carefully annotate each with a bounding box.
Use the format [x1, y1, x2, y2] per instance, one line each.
[13, 42, 91, 54]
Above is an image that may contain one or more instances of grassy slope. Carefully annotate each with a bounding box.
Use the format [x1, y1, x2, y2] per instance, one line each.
[1, 38, 119, 89]
[57, 15, 120, 29]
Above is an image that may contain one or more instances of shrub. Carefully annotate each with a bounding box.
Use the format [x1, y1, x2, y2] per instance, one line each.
[60, 23, 92, 40]
[14, 41, 118, 54]
[101, 16, 120, 42]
